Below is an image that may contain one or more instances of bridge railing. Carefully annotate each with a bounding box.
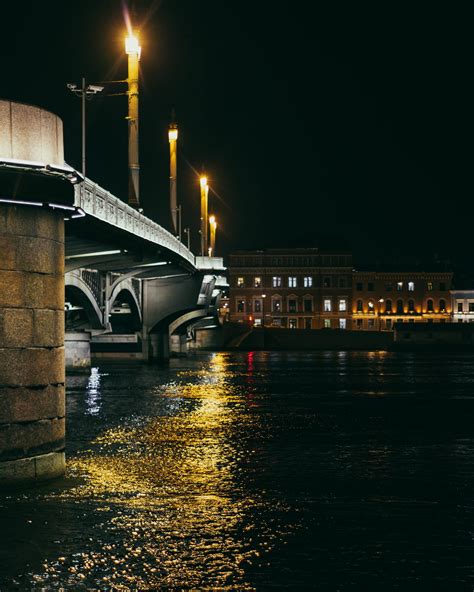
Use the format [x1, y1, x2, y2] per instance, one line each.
[75, 179, 196, 267]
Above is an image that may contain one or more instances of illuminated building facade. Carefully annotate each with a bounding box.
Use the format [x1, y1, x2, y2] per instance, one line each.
[228, 252, 454, 331]
[228, 249, 353, 329]
[451, 290, 474, 323]
[352, 271, 453, 330]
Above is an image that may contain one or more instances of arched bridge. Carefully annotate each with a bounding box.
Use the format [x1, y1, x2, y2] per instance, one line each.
[0, 99, 226, 485]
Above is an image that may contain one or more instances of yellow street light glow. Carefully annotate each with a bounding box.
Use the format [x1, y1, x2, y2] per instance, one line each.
[125, 33, 141, 57]
[168, 128, 178, 141]
[200, 176, 208, 188]
[209, 215, 216, 225]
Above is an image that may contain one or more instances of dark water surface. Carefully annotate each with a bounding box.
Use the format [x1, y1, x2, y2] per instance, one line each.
[2, 351, 474, 590]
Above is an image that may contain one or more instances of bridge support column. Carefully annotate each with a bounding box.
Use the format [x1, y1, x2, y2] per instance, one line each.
[170, 334, 188, 356]
[65, 331, 91, 370]
[0, 205, 65, 486]
[148, 332, 170, 361]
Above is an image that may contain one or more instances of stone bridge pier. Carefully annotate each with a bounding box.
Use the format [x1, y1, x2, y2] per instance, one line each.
[0, 101, 70, 485]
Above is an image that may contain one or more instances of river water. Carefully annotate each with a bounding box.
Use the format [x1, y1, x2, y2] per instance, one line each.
[1, 351, 474, 590]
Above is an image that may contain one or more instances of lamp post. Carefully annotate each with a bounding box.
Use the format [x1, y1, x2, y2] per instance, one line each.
[378, 298, 384, 331]
[199, 175, 208, 256]
[183, 227, 191, 250]
[209, 215, 217, 256]
[66, 78, 104, 178]
[261, 293, 267, 328]
[168, 121, 178, 235]
[125, 31, 141, 209]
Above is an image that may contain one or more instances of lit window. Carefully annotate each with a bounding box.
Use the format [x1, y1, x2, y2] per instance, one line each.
[304, 276, 313, 288]
[427, 282, 433, 291]
[272, 299, 281, 312]
[397, 282, 403, 291]
[324, 299, 332, 312]
[324, 319, 331, 328]
[339, 318, 346, 329]
[254, 277, 261, 288]
[288, 276, 297, 288]
[237, 299, 245, 313]
[368, 301, 374, 312]
[339, 299, 347, 312]
[272, 276, 282, 288]
[289, 319, 297, 329]
[237, 277, 244, 288]
[408, 282, 415, 291]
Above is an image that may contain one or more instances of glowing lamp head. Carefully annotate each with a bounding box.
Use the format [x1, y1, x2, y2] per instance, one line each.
[200, 176, 208, 189]
[168, 127, 178, 142]
[125, 33, 141, 58]
[209, 215, 216, 225]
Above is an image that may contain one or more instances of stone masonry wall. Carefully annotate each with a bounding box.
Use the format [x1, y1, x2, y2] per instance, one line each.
[0, 205, 65, 483]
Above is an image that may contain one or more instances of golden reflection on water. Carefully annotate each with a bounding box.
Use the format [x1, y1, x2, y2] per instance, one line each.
[43, 353, 270, 590]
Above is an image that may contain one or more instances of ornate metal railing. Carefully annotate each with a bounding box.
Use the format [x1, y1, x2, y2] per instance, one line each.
[75, 179, 196, 267]
[81, 269, 102, 304]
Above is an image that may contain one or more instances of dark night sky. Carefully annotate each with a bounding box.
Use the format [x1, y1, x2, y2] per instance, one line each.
[1, 2, 472, 268]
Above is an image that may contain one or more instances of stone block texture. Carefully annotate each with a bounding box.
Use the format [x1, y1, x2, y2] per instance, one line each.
[0, 99, 64, 164]
[0, 204, 65, 485]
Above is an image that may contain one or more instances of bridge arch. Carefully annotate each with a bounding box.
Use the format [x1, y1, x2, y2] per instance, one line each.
[108, 281, 142, 332]
[65, 271, 103, 329]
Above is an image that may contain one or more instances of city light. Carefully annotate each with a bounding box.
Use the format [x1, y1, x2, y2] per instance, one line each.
[200, 176, 208, 189]
[168, 128, 178, 142]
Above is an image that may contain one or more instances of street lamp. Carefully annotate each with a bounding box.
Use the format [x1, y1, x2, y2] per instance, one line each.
[168, 120, 179, 236]
[209, 215, 217, 256]
[67, 79, 104, 177]
[378, 298, 384, 331]
[261, 293, 267, 328]
[125, 31, 141, 209]
[199, 175, 209, 256]
[183, 227, 191, 250]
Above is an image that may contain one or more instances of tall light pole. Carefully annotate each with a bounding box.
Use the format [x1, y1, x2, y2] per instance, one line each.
[125, 31, 141, 209]
[168, 120, 178, 235]
[209, 215, 217, 256]
[183, 227, 191, 250]
[67, 78, 104, 178]
[200, 175, 209, 256]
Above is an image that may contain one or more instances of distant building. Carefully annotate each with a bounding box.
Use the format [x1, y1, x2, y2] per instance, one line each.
[352, 271, 453, 330]
[451, 290, 474, 323]
[228, 250, 454, 331]
[228, 249, 352, 329]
